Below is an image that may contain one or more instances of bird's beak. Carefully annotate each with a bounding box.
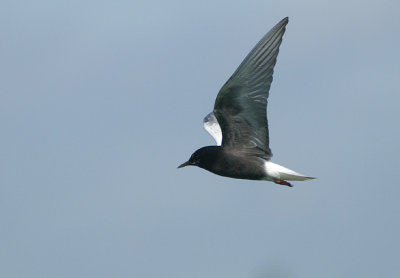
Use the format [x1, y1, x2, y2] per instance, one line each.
[177, 161, 191, 168]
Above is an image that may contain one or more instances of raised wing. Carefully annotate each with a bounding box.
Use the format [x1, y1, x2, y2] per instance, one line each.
[203, 112, 222, 146]
[213, 17, 288, 158]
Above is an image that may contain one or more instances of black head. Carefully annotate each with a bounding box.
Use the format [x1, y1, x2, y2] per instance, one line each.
[178, 146, 219, 169]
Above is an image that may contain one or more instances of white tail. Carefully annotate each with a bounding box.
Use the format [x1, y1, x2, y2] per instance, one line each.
[264, 161, 315, 181]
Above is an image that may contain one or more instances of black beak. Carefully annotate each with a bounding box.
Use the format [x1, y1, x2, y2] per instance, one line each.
[177, 161, 191, 168]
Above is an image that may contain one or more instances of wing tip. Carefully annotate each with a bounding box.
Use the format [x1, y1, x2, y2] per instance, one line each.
[278, 17, 289, 28]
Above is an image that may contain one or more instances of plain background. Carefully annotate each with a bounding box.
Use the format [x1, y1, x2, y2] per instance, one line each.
[1, 0, 399, 277]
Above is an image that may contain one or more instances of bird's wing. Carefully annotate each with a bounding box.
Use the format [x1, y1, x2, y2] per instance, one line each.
[213, 17, 288, 158]
[203, 112, 222, 146]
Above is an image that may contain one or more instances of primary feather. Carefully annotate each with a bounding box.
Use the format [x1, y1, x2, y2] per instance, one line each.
[213, 17, 288, 159]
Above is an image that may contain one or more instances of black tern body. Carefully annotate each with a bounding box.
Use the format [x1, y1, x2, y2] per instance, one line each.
[178, 17, 314, 187]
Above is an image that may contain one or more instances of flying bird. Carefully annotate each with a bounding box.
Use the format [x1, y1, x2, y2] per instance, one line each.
[178, 17, 314, 187]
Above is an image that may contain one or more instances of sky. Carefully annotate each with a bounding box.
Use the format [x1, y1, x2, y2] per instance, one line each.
[1, 0, 400, 277]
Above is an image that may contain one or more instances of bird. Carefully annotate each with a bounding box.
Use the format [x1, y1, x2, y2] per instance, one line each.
[178, 17, 315, 187]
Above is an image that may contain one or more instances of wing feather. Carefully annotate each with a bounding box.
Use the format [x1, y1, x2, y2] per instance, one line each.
[203, 112, 222, 146]
[213, 17, 288, 158]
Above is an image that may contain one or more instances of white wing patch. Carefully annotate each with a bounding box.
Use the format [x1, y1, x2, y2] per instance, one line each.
[203, 112, 222, 146]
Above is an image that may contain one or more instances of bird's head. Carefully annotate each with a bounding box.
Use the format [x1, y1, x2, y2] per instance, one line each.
[178, 146, 217, 169]
[178, 149, 203, 168]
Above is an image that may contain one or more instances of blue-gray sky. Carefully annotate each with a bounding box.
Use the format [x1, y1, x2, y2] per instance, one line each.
[1, 0, 400, 277]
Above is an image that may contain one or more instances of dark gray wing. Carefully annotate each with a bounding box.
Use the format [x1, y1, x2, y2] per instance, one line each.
[213, 17, 288, 158]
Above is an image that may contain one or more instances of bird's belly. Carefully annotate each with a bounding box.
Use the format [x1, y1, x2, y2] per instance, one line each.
[205, 158, 266, 181]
